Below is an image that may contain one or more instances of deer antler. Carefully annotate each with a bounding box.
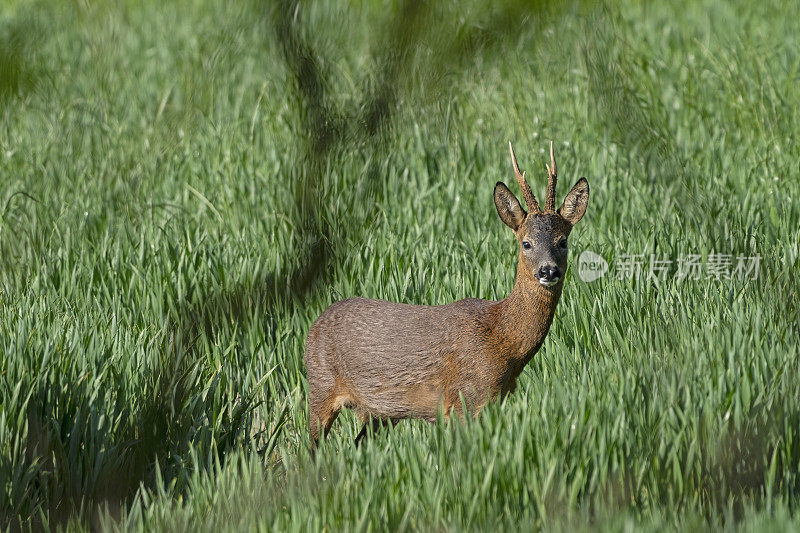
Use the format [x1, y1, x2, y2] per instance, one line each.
[545, 141, 557, 212]
[508, 142, 541, 214]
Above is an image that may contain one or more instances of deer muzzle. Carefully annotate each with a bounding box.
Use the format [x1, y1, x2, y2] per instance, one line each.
[537, 264, 562, 287]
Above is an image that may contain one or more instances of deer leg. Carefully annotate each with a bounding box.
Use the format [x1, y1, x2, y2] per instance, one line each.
[308, 394, 342, 455]
[354, 423, 369, 446]
[355, 415, 395, 446]
[354, 417, 381, 446]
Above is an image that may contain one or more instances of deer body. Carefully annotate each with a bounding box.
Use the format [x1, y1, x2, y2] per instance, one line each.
[305, 142, 589, 448]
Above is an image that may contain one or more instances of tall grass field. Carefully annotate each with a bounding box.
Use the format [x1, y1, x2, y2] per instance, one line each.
[1, 0, 799, 530]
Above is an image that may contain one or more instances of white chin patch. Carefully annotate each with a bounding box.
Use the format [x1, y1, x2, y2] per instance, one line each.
[538, 278, 560, 287]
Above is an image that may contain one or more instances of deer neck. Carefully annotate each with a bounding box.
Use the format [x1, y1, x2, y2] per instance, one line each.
[494, 265, 563, 363]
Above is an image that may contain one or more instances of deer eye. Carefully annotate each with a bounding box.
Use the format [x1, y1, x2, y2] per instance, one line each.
[522, 241, 532, 250]
[558, 238, 568, 249]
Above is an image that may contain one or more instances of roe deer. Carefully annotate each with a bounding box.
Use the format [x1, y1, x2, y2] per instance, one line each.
[304, 142, 589, 450]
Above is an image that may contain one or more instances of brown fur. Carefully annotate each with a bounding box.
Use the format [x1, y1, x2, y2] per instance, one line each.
[304, 143, 589, 449]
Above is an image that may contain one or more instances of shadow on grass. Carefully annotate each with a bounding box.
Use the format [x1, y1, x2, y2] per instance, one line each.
[0, 10, 41, 108]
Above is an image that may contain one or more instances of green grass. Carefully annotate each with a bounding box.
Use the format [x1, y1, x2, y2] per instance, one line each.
[1, 0, 799, 530]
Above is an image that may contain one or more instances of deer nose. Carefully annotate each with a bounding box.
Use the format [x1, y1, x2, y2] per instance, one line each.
[538, 265, 561, 282]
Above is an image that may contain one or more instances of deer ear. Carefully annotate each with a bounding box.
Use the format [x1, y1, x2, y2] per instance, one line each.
[558, 177, 589, 225]
[494, 181, 526, 231]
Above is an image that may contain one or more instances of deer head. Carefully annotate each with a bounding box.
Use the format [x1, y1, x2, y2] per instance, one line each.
[494, 141, 589, 287]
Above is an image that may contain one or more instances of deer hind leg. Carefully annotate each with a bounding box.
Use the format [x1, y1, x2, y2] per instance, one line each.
[308, 379, 361, 455]
[354, 412, 395, 446]
[354, 416, 380, 446]
[308, 391, 343, 450]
